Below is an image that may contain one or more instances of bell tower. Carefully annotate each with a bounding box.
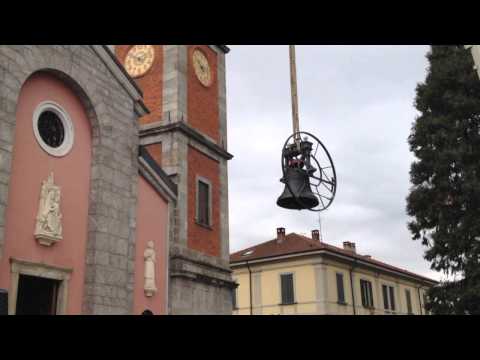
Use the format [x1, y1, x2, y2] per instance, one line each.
[113, 45, 234, 314]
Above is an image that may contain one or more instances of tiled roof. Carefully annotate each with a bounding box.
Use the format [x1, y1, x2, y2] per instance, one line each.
[230, 233, 437, 285]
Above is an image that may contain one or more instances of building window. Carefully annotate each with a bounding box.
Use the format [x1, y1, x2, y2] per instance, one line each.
[196, 178, 211, 227]
[38, 111, 65, 148]
[405, 289, 413, 314]
[336, 273, 346, 304]
[32, 101, 74, 157]
[360, 279, 374, 308]
[280, 273, 295, 305]
[232, 287, 237, 310]
[382, 285, 396, 312]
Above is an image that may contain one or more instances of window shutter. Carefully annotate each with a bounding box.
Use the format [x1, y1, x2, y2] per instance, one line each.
[406, 289, 412, 314]
[336, 273, 345, 303]
[360, 280, 367, 307]
[389, 286, 396, 311]
[232, 289, 237, 309]
[368, 282, 374, 308]
[382, 285, 389, 310]
[361, 280, 373, 308]
[281, 274, 294, 304]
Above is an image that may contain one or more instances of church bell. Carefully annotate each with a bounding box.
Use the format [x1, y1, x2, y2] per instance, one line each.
[277, 167, 319, 210]
[275, 45, 337, 213]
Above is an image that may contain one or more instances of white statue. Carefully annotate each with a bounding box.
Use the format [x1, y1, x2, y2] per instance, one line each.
[34, 172, 63, 246]
[144, 241, 157, 297]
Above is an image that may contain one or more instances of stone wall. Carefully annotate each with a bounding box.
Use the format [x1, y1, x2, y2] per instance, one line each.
[115, 44, 235, 314]
[0, 45, 141, 314]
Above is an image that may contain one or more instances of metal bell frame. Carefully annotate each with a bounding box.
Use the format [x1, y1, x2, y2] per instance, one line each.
[279, 131, 337, 212]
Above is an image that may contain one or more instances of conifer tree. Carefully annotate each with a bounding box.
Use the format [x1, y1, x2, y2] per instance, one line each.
[407, 45, 480, 314]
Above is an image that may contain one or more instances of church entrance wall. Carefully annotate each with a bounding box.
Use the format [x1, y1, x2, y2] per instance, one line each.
[0, 72, 92, 314]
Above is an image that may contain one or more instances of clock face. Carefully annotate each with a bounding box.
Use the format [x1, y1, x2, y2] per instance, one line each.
[192, 49, 212, 87]
[124, 45, 155, 78]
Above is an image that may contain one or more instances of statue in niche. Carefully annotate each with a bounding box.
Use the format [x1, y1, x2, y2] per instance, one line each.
[144, 241, 157, 297]
[34, 172, 63, 246]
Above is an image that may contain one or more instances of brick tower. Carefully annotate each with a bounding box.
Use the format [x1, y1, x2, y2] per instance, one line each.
[113, 45, 234, 314]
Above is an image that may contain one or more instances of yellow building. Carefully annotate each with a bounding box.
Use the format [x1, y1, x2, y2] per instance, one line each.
[230, 228, 437, 315]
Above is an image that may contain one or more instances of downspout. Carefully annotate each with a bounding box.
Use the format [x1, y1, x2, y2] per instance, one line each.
[246, 261, 253, 315]
[349, 260, 357, 315]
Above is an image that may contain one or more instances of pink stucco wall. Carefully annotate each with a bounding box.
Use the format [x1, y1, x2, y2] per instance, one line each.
[134, 176, 169, 315]
[0, 72, 92, 314]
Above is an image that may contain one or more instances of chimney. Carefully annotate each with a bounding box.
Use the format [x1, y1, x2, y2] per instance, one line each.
[312, 230, 320, 242]
[276, 228, 286, 244]
[343, 241, 356, 254]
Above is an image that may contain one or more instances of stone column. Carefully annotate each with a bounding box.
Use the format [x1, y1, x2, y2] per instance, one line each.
[162, 45, 188, 124]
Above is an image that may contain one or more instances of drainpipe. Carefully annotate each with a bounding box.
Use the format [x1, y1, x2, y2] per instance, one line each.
[246, 261, 253, 315]
[349, 261, 357, 315]
[417, 286, 423, 315]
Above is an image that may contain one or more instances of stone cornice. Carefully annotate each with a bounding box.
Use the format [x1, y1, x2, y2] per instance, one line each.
[138, 146, 178, 200]
[211, 45, 230, 54]
[139, 122, 234, 161]
[10, 257, 73, 275]
[170, 254, 236, 289]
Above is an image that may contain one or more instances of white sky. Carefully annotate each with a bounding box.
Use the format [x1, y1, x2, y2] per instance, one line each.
[225, 45, 444, 282]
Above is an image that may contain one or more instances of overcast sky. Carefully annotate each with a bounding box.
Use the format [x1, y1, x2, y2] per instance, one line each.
[225, 45, 444, 282]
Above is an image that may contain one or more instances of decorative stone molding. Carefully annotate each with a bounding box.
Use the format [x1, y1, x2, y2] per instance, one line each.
[144, 241, 157, 297]
[139, 121, 234, 160]
[34, 172, 63, 246]
[32, 101, 74, 157]
[9, 258, 72, 315]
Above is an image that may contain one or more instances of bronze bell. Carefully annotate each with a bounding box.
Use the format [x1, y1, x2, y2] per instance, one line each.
[277, 167, 319, 210]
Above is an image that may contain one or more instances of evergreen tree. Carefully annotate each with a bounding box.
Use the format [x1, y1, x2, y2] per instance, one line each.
[407, 45, 480, 315]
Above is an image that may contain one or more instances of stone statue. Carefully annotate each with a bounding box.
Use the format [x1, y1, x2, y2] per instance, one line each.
[144, 241, 157, 297]
[34, 172, 63, 246]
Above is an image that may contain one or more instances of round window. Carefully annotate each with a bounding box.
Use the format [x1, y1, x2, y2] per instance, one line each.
[37, 111, 65, 148]
[32, 102, 74, 157]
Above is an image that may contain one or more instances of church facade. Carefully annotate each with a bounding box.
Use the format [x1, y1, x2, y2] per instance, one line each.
[0, 45, 234, 315]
